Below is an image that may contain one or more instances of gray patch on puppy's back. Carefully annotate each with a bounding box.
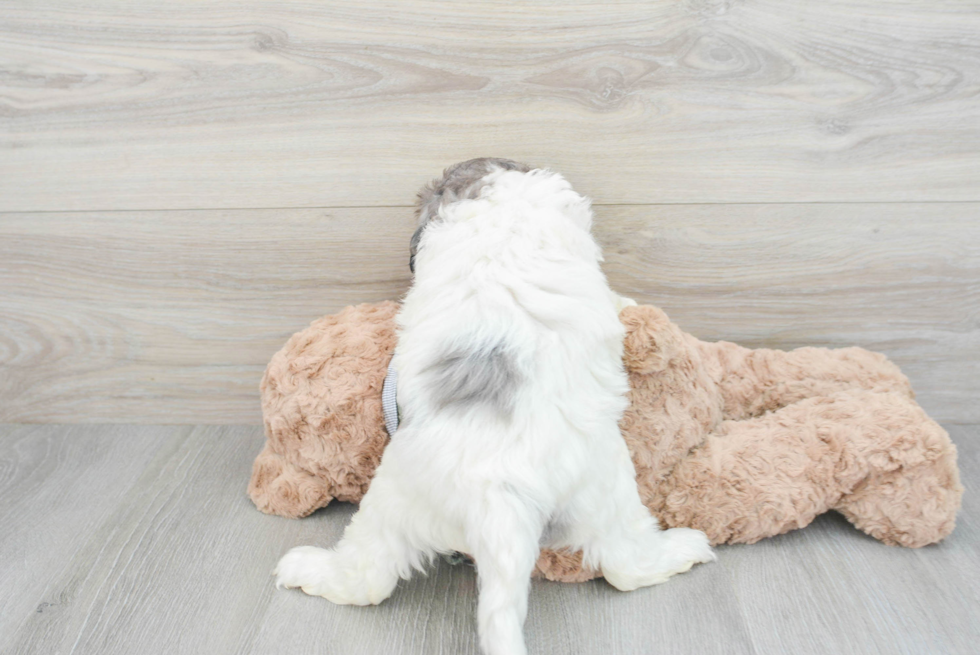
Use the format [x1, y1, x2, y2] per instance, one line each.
[424, 342, 522, 417]
[410, 157, 532, 272]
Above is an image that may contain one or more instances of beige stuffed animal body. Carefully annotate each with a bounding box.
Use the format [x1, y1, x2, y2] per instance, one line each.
[250, 301, 962, 582]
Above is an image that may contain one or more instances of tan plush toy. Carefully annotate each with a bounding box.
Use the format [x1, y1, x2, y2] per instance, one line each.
[249, 300, 963, 582]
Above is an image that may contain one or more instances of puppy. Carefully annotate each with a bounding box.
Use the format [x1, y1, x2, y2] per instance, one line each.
[275, 158, 715, 655]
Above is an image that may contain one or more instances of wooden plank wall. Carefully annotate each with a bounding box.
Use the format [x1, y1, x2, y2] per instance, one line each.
[1, 1, 978, 424]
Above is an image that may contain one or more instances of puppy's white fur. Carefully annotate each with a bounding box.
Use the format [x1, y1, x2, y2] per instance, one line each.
[275, 166, 714, 655]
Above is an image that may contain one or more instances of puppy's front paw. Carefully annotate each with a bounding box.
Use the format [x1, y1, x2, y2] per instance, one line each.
[274, 546, 333, 594]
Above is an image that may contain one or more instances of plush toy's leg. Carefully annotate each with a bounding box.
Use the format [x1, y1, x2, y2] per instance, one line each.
[834, 456, 962, 547]
[831, 397, 962, 547]
[248, 443, 334, 518]
[657, 390, 962, 547]
[656, 415, 840, 545]
[274, 472, 424, 606]
[551, 439, 715, 591]
[700, 341, 915, 421]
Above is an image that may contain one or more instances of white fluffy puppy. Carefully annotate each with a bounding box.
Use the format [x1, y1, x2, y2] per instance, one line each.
[275, 158, 715, 655]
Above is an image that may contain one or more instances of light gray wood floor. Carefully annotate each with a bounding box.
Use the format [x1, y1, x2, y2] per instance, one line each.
[1, 424, 976, 655]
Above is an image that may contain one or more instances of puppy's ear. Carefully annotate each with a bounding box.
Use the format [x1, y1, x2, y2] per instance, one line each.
[411, 178, 441, 273]
[621, 305, 681, 375]
[409, 224, 424, 273]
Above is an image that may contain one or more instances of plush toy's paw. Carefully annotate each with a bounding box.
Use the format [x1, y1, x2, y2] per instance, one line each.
[274, 545, 396, 605]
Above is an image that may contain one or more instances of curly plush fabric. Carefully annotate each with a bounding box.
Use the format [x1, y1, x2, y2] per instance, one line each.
[250, 301, 398, 516]
[250, 302, 963, 583]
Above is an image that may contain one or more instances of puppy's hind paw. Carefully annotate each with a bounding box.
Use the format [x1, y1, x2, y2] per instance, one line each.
[603, 528, 715, 591]
[274, 545, 333, 592]
[657, 527, 716, 575]
[274, 544, 398, 606]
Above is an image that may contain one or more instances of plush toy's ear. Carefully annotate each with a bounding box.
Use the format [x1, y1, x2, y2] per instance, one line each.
[621, 305, 681, 375]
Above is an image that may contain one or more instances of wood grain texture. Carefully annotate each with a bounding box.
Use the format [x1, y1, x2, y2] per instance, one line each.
[1, 424, 978, 654]
[0, 208, 415, 423]
[597, 203, 980, 426]
[1, 204, 976, 424]
[2, 1, 980, 211]
[0, 424, 177, 646]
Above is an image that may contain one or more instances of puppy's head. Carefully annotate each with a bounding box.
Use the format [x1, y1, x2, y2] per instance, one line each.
[409, 158, 532, 273]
